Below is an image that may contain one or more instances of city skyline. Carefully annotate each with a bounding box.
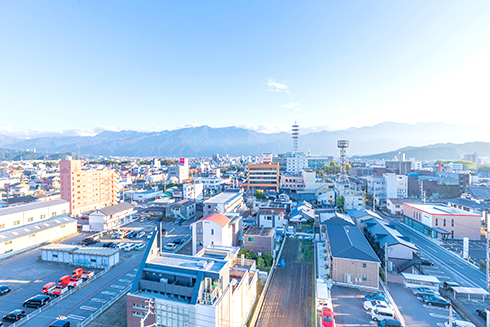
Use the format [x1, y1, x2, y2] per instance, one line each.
[1, 1, 489, 134]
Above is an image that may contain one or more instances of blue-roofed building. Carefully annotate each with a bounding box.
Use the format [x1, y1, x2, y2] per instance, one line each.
[363, 218, 419, 273]
[326, 224, 380, 289]
[346, 208, 382, 229]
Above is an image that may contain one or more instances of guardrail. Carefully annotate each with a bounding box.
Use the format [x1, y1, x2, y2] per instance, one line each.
[11, 267, 111, 327]
[76, 284, 132, 327]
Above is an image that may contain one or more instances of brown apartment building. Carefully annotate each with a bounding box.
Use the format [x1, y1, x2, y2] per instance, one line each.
[244, 162, 279, 191]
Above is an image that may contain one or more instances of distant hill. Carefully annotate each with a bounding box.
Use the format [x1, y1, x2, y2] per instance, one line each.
[0, 122, 488, 157]
[0, 148, 71, 161]
[355, 142, 490, 161]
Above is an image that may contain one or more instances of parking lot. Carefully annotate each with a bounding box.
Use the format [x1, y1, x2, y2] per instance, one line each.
[0, 217, 190, 326]
[329, 287, 376, 326]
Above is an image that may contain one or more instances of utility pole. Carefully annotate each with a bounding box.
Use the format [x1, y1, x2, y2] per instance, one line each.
[486, 210, 489, 292]
[449, 304, 453, 326]
[385, 242, 388, 286]
[373, 190, 376, 213]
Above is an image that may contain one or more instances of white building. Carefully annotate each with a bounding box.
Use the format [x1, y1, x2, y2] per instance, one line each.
[168, 165, 189, 183]
[194, 177, 221, 191]
[183, 183, 204, 201]
[191, 213, 242, 255]
[0, 199, 70, 231]
[203, 191, 245, 216]
[127, 245, 257, 327]
[335, 182, 365, 210]
[286, 152, 309, 174]
[384, 173, 408, 199]
[88, 202, 136, 231]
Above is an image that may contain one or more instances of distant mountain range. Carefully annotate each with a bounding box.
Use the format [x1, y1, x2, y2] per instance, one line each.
[0, 122, 488, 158]
[0, 148, 71, 161]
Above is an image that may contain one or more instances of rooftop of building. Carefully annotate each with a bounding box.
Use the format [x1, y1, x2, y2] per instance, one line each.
[204, 191, 242, 204]
[148, 252, 227, 274]
[0, 214, 76, 244]
[95, 202, 135, 216]
[198, 213, 231, 227]
[326, 224, 380, 262]
[244, 226, 275, 237]
[403, 203, 481, 217]
[364, 218, 419, 251]
[0, 199, 69, 216]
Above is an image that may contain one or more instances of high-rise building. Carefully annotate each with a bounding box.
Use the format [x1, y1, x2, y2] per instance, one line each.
[60, 159, 119, 216]
[244, 162, 279, 191]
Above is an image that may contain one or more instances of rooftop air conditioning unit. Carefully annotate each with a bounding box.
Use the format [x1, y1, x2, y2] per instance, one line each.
[160, 278, 168, 283]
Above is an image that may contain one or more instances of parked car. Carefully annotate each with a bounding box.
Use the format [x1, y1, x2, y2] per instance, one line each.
[477, 308, 487, 320]
[364, 293, 387, 302]
[442, 281, 460, 292]
[377, 319, 401, 327]
[2, 309, 26, 322]
[164, 242, 177, 251]
[49, 320, 70, 327]
[443, 320, 476, 327]
[137, 232, 146, 238]
[411, 287, 439, 297]
[0, 285, 11, 296]
[421, 295, 450, 308]
[102, 242, 114, 248]
[23, 295, 51, 308]
[321, 307, 335, 327]
[173, 238, 184, 245]
[370, 307, 396, 322]
[421, 259, 434, 266]
[42, 282, 57, 294]
[135, 243, 146, 251]
[363, 300, 392, 312]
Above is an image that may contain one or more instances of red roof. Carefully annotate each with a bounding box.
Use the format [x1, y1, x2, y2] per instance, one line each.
[200, 213, 230, 227]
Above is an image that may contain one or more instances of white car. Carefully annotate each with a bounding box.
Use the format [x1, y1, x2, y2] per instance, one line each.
[370, 307, 396, 322]
[363, 300, 393, 311]
[164, 242, 177, 251]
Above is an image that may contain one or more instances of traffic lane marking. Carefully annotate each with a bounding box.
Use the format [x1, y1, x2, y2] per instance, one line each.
[43, 259, 140, 327]
[67, 314, 85, 320]
[80, 306, 97, 311]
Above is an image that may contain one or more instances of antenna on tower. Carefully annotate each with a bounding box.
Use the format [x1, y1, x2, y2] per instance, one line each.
[292, 122, 299, 153]
[337, 140, 349, 182]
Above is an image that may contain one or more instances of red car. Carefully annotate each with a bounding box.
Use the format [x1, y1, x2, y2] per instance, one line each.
[321, 307, 335, 327]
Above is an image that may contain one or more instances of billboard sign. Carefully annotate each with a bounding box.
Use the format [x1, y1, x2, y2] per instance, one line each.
[180, 158, 186, 164]
[421, 212, 432, 227]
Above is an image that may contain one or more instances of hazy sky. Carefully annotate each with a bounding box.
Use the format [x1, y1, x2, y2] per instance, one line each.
[1, 1, 489, 135]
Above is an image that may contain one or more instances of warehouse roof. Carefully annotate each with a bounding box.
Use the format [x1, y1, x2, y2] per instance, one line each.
[0, 214, 76, 244]
[0, 199, 69, 216]
[94, 202, 135, 216]
[72, 247, 120, 256]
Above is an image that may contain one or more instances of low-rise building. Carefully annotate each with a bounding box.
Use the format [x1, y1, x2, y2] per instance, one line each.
[191, 213, 242, 255]
[41, 244, 120, 268]
[256, 209, 285, 232]
[243, 227, 276, 255]
[402, 203, 481, 239]
[168, 199, 196, 220]
[203, 191, 245, 216]
[88, 202, 136, 231]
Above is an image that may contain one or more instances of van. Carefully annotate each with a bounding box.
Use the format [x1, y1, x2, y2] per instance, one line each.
[23, 295, 51, 308]
[370, 307, 396, 322]
[442, 281, 460, 292]
[58, 275, 71, 285]
[377, 320, 402, 327]
[49, 320, 70, 327]
[42, 282, 56, 293]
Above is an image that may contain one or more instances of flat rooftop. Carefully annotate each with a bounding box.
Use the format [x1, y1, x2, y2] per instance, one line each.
[204, 192, 242, 204]
[0, 214, 76, 243]
[404, 203, 481, 217]
[148, 253, 227, 273]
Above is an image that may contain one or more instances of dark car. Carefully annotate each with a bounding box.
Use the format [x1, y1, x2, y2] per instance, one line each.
[411, 287, 438, 297]
[2, 309, 26, 322]
[82, 238, 98, 245]
[23, 294, 51, 308]
[377, 319, 401, 327]
[442, 281, 460, 292]
[477, 308, 487, 320]
[0, 285, 10, 296]
[102, 242, 114, 248]
[173, 238, 183, 245]
[364, 293, 387, 302]
[49, 320, 70, 327]
[422, 295, 450, 308]
[421, 259, 434, 266]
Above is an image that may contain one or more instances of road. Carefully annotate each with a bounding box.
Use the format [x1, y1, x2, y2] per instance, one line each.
[256, 238, 313, 327]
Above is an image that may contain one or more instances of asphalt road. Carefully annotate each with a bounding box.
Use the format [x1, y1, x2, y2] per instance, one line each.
[256, 238, 314, 327]
[329, 286, 373, 327]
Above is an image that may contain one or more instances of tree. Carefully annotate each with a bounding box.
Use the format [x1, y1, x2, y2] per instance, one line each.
[255, 190, 267, 200]
[478, 165, 490, 173]
[336, 196, 345, 210]
[426, 189, 433, 198]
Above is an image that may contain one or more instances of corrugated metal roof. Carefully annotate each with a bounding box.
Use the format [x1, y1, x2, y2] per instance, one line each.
[0, 199, 69, 216]
[95, 202, 135, 216]
[72, 247, 120, 256]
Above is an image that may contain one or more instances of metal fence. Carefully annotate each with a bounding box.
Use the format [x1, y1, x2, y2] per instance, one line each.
[11, 267, 111, 327]
[76, 284, 132, 327]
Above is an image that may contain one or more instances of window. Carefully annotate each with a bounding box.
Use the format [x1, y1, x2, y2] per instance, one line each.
[52, 212, 57, 216]
[362, 275, 367, 281]
[0, 223, 5, 229]
[248, 237, 255, 242]
[435, 219, 438, 226]
[452, 219, 454, 227]
[62, 209, 67, 214]
[13, 220, 20, 226]
[196, 228, 203, 234]
[40, 214, 46, 219]
[27, 217, 33, 222]
[211, 229, 214, 235]
[443, 219, 446, 227]
[362, 263, 367, 268]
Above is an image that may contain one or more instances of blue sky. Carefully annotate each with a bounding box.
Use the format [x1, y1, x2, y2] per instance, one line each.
[1, 1, 489, 136]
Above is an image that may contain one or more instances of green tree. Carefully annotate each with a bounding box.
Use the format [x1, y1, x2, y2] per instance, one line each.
[478, 165, 490, 173]
[255, 190, 267, 200]
[426, 189, 433, 198]
[336, 196, 345, 210]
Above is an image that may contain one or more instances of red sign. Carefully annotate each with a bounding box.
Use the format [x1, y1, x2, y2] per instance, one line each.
[4, 183, 9, 190]
[180, 158, 185, 164]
